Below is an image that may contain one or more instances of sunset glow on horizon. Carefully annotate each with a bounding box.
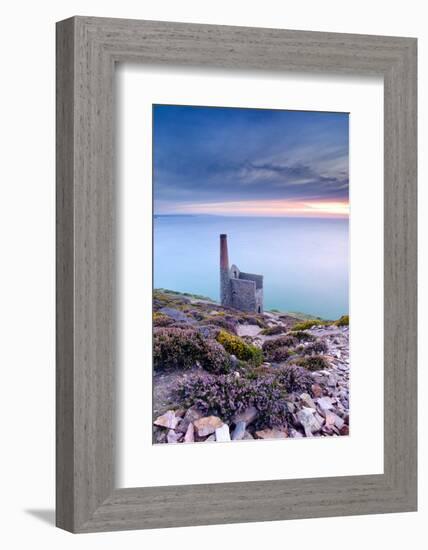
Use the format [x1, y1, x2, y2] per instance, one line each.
[159, 198, 349, 218]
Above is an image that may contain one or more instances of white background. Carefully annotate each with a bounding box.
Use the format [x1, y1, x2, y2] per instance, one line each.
[0, 1, 425, 549]
[118, 66, 384, 488]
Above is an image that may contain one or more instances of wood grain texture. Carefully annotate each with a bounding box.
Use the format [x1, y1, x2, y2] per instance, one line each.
[56, 17, 75, 532]
[56, 16, 417, 533]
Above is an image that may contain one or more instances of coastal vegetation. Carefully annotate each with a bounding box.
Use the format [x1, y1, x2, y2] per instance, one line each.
[292, 315, 349, 331]
[153, 327, 231, 374]
[152, 289, 349, 443]
[260, 325, 285, 336]
[216, 330, 263, 366]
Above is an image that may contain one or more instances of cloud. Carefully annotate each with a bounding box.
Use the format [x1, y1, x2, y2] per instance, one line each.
[237, 161, 316, 184]
[153, 105, 349, 212]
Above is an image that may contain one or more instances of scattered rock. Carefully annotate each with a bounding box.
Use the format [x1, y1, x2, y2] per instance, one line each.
[175, 405, 203, 433]
[289, 428, 304, 438]
[316, 397, 335, 413]
[167, 430, 182, 443]
[340, 424, 350, 436]
[184, 422, 194, 443]
[327, 373, 338, 387]
[255, 427, 288, 439]
[286, 401, 296, 414]
[215, 423, 231, 442]
[300, 392, 316, 409]
[175, 419, 189, 433]
[232, 421, 246, 440]
[311, 383, 323, 398]
[233, 406, 258, 426]
[184, 405, 204, 423]
[324, 411, 336, 429]
[194, 416, 224, 437]
[198, 325, 220, 338]
[333, 413, 345, 430]
[314, 412, 325, 427]
[296, 407, 322, 437]
[159, 307, 193, 323]
[153, 427, 167, 444]
[154, 410, 180, 430]
[236, 324, 263, 337]
[230, 354, 239, 368]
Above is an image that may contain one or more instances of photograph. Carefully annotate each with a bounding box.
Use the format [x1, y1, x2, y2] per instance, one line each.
[152, 104, 350, 444]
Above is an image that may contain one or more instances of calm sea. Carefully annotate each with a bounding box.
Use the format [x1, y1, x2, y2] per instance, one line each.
[154, 215, 349, 320]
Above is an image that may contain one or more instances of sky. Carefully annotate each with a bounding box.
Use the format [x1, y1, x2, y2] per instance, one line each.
[153, 104, 349, 218]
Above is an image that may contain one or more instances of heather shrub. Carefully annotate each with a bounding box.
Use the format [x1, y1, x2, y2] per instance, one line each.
[202, 340, 233, 374]
[335, 314, 349, 326]
[173, 303, 192, 313]
[260, 325, 284, 336]
[294, 344, 305, 354]
[175, 373, 289, 428]
[188, 309, 206, 321]
[266, 346, 292, 363]
[216, 330, 263, 366]
[292, 354, 331, 372]
[153, 327, 200, 370]
[262, 335, 297, 361]
[153, 290, 190, 309]
[303, 339, 328, 355]
[153, 312, 174, 327]
[274, 365, 315, 393]
[238, 314, 267, 328]
[292, 319, 329, 331]
[153, 327, 231, 374]
[197, 325, 221, 339]
[243, 363, 280, 378]
[205, 316, 238, 334]
[288, 330, 315, 342]
[242, 367, 261, 380]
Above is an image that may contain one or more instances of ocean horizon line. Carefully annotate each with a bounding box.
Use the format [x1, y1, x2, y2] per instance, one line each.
[154, 213, 349, 220]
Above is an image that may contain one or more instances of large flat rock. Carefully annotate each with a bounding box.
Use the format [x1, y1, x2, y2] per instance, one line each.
[236, 324, 263, 337]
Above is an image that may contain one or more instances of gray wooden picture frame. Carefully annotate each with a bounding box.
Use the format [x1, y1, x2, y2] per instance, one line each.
[56, 16, 417, 533]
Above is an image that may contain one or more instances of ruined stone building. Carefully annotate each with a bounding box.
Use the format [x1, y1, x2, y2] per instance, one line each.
[220, 234, 264, 313]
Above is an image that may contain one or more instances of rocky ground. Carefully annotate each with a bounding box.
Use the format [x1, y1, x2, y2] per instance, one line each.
[152, 289, 349, 444]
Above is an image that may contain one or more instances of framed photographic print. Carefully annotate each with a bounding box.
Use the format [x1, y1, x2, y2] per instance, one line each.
[151, 104, 350, 445]
[56, 17, 417, 532]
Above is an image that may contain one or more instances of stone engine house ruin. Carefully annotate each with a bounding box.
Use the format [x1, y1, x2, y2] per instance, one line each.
[220, 234, 264, 313]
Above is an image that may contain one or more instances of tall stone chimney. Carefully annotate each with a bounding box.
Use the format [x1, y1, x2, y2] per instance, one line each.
[220, 234, 231, 306]
[220, 234, 229, 270]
